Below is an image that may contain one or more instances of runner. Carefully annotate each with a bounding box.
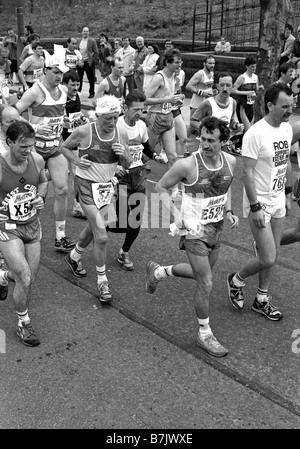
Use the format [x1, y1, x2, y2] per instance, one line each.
[0, 121, 47, 347]
[227, 83, 294, 320]
[61, 95, 132, 303]
[146, 117, 239, 357]
[108, 89, 164, 270]
[62, 70, 88, 219]
[15, 58, 75, 253]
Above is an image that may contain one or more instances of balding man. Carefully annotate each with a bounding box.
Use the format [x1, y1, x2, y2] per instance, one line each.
[78, 27, 99, 98]
[133, 36, 148, 92]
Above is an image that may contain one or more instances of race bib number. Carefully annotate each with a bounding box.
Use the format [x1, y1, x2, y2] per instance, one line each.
[33, 68, 43, 81]
[8, 192, 36, 222]
[36, 116, 64, 140]
[92, 182, 114, 209]
[65, 55, 77, 69]
[200, 194, 227, 224]
[129, 144, 143, 169]
[270, 167, 286, 196]
[162, 102, 172, 114]
[68, 112, 82, 133]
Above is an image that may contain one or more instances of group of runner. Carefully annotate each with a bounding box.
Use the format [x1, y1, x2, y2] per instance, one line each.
[0, 41, 299, 359]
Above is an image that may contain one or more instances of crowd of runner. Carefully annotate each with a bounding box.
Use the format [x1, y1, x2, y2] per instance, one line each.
[0, 24, 299, 358]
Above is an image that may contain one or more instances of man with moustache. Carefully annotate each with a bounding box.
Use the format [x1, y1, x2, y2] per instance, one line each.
[227, 83, 295, 321]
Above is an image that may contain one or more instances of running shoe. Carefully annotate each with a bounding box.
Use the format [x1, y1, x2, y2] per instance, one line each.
[196, 333, 228, 357]
[55, 237, 76, 253]
[251, 296, 283, 321]
[0, 282, 8, 301]
[98, 282, 113, 303]
[117, 251, 134, 271]
[146, 261, 160, 294]
[227, 273, 244, 310]
[64, 252, 87, 277]
[17, 322, 40, 347]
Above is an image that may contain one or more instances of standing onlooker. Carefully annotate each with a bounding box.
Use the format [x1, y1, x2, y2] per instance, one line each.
[133, 36, 148, 92]
[20, 25, 35, 46]
[65, 37, 84, 72]
[279, 24, 295, 66]
[78, 27, 99, 99]
[141, 43, 160, 92]
[113, 38, 123, 59]
[99, 33, 112, 79]
[3, 27, 18, 84]
[121, 37, 135, 94]
[214, 36, 231, 54]
[18, 41, 45, 91]
[164, 40, 174, 51]
[291, 25, 300, 77]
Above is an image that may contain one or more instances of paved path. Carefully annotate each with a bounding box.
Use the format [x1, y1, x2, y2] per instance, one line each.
[1, 79, 300, 431]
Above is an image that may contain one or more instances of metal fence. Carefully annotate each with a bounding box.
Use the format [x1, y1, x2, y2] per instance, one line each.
[192, 0, 300, 53]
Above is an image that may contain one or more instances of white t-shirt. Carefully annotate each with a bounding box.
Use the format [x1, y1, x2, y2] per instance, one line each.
[242, 118, 293, 206]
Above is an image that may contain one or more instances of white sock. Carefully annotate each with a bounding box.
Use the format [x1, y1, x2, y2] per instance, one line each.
[56, 221, 66, 240]
[233, 273, 245, 287]
[97, 265, 108, 286]
[198, 318, 212, 338]
[17, 309, 30, 327]
[155, 265, 174, 280]
[70, 244, 85, 262]
[0, 270, 9, 286]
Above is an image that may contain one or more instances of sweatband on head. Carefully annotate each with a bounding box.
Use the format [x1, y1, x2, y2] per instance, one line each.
[96, 105, 121, 114]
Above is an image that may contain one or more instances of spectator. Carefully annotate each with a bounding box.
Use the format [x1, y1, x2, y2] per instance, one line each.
[279, 24, 295, 65]
[3, 27, 18, 84]
[133, 36, 148, 92]
[141, 43, 160, 91]
[65, 37, 84, 72]
[99, 33, 112, 78]
[113, 38, 123, 59]
[78, 27, 99, 99]
[121, 37, 135, 93]
[214, 36, 231, 54]
[19, 33, 41, 64]
[277, 62, 296, 86]
[20, 25, 35, 45]
[291, 25, 300, 77]
[164, 40, 174, 51]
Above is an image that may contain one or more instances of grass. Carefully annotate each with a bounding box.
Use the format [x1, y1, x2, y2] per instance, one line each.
[0, 0, 195, 41]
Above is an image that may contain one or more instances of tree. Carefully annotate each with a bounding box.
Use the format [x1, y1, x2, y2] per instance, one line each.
[255, 0, 291, 120]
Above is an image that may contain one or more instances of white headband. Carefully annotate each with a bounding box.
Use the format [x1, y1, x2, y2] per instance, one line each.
[96, 105, 121, 114]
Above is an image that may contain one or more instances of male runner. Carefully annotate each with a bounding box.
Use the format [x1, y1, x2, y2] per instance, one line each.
[61, 95, 132, 303]
[108, 89, 164, 270]
[146, 117, 239, 357]
[0, 121, 47, 346]
[227, 83, 294, 320]
[15, 58, 75, 252]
